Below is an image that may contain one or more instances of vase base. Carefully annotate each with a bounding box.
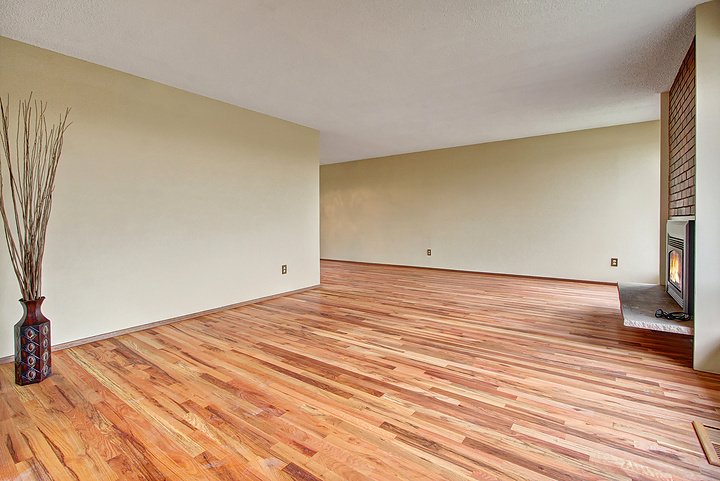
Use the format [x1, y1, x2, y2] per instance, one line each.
[15, 320, 52, 385]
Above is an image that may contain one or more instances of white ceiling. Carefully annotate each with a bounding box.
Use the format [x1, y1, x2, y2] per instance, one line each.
[0, 0, 699, 164]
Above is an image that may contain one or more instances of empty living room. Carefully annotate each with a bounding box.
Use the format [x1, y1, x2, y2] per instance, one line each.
[1, 1, 720, 480]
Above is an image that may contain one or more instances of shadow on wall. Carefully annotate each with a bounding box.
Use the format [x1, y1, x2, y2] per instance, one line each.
[322, 190, 363, 234]
[696, 344, 720, 374]
[321, 188, 370, 254]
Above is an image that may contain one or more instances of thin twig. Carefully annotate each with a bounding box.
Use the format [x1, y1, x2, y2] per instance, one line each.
[0, 94, 70, 300]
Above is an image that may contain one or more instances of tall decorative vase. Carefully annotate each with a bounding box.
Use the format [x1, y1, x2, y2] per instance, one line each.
[14, 297, 52, 385]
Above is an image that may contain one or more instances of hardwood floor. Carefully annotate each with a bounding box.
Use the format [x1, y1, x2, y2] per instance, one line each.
[2, 260, 720, 480]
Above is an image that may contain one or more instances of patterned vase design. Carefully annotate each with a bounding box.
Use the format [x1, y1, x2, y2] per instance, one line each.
[14, 297, 52, 385]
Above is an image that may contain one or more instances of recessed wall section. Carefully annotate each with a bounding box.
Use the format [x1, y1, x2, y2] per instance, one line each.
[321, 122, 660, 284]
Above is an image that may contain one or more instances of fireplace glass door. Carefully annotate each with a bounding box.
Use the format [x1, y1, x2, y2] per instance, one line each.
[668, 248, 682, 293]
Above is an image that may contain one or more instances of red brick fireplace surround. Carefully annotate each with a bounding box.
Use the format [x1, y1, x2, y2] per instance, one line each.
[669, 39, 696, 217]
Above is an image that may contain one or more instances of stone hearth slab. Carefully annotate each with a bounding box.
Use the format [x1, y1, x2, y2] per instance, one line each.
[618, 282, 693, 335]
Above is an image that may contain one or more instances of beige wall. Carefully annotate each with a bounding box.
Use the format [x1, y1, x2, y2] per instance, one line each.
[321, 122, 660, 283]
[0, 37, 319, 359]
[693, 0, 720, 373]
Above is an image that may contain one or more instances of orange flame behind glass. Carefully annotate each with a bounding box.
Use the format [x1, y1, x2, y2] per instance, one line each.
[669, 250, 682, 287]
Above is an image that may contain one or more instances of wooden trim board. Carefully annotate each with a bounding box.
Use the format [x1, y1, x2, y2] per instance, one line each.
[0, 285, 320, 365]
[694, 421, 720, 466]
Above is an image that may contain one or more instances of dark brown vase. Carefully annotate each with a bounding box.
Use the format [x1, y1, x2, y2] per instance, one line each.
[14, 297, 52, 385]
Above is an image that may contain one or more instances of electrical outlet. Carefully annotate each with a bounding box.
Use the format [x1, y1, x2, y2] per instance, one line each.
[281, 265, 287, 274]
[610, 258, 618, 267]
[427, 249, 432, 256]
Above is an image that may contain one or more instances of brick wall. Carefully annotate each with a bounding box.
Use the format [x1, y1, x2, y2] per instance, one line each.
[668, 39, 696, 217]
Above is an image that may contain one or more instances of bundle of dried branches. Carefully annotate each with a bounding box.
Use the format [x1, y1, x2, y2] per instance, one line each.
[0, 94, 70, 301]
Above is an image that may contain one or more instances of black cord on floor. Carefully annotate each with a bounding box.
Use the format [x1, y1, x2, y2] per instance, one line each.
[655, 309, 692, 322]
